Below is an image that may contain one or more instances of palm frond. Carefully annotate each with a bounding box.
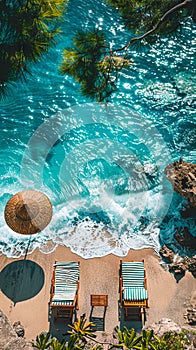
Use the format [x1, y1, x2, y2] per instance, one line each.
[0, 0, 67, 98]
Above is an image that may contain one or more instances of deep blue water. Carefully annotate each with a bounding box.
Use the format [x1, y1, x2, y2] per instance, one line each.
[0, 0, 195, 258]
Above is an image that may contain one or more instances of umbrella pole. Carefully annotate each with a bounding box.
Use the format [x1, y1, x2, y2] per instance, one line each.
[24, 235, 32, 260]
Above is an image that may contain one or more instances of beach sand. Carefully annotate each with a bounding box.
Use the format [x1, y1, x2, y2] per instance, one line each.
[0, 246, 195, 342]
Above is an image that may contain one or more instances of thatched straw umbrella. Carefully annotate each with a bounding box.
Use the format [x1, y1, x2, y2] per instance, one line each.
[4, 190, 52, 234]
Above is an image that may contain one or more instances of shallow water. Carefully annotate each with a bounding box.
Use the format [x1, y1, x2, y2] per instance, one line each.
[0, 0, 196, 258]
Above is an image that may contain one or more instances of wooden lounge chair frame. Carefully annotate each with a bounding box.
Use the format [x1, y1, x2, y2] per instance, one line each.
[119, 259, 148, 323]
[50, 261, 80, 322]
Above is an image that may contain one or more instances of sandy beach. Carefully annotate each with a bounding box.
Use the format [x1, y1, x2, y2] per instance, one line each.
[0, 246, 195, 342]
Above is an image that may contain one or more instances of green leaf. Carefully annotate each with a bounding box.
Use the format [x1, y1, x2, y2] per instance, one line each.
[32, 332, 53, 350]
[0, 0, 68, 98]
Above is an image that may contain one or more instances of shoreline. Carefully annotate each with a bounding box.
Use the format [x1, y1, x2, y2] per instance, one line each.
[0, 245, 195, 341]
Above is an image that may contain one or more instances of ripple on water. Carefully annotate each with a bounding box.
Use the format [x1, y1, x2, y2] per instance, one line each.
[0, 3, 195, 258]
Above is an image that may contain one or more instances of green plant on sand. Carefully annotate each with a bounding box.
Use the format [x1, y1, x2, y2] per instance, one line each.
[33, 317, 193, 350]
[68, 316, 97, 342]
[32, 332, 53, 349]
[112, 326, 142, 350]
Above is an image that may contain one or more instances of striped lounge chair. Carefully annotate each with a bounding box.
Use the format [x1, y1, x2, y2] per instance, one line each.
[119, 260, 148, 323]
[50, 261, 80, 322]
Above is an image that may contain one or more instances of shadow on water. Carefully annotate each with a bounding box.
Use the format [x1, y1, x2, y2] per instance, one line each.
[0, 259, 44, 304]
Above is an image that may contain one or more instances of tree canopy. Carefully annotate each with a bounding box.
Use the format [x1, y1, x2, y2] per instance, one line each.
[59, 30, 130, 102]
[106, 0, 195, 35]
[0, 0, 67, 98]
[0, 0, 195, 100]
[60, 0, 196, 102]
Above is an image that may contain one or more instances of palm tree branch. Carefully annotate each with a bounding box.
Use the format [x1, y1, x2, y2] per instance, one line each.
[112, 0, 193, 53]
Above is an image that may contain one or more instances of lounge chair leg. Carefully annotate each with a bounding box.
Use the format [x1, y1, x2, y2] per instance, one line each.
[141, 308, 145, 327]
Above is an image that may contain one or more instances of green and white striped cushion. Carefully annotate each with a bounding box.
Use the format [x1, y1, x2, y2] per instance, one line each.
[52, 262, 79, 304]
[123, 287, 148, 301]
[122, 262, 145, 288]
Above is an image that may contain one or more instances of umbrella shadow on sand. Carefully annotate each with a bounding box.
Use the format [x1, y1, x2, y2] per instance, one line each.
[0, 259, 45, 305]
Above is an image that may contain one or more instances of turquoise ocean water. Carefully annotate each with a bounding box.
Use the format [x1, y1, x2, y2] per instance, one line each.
[0, 0, 196, 258]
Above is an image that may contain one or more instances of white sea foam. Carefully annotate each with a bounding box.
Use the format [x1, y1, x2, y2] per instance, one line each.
[1, 102, 195, 259]
[0, 169, 169, 259]
[0, 178, 195, 259]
